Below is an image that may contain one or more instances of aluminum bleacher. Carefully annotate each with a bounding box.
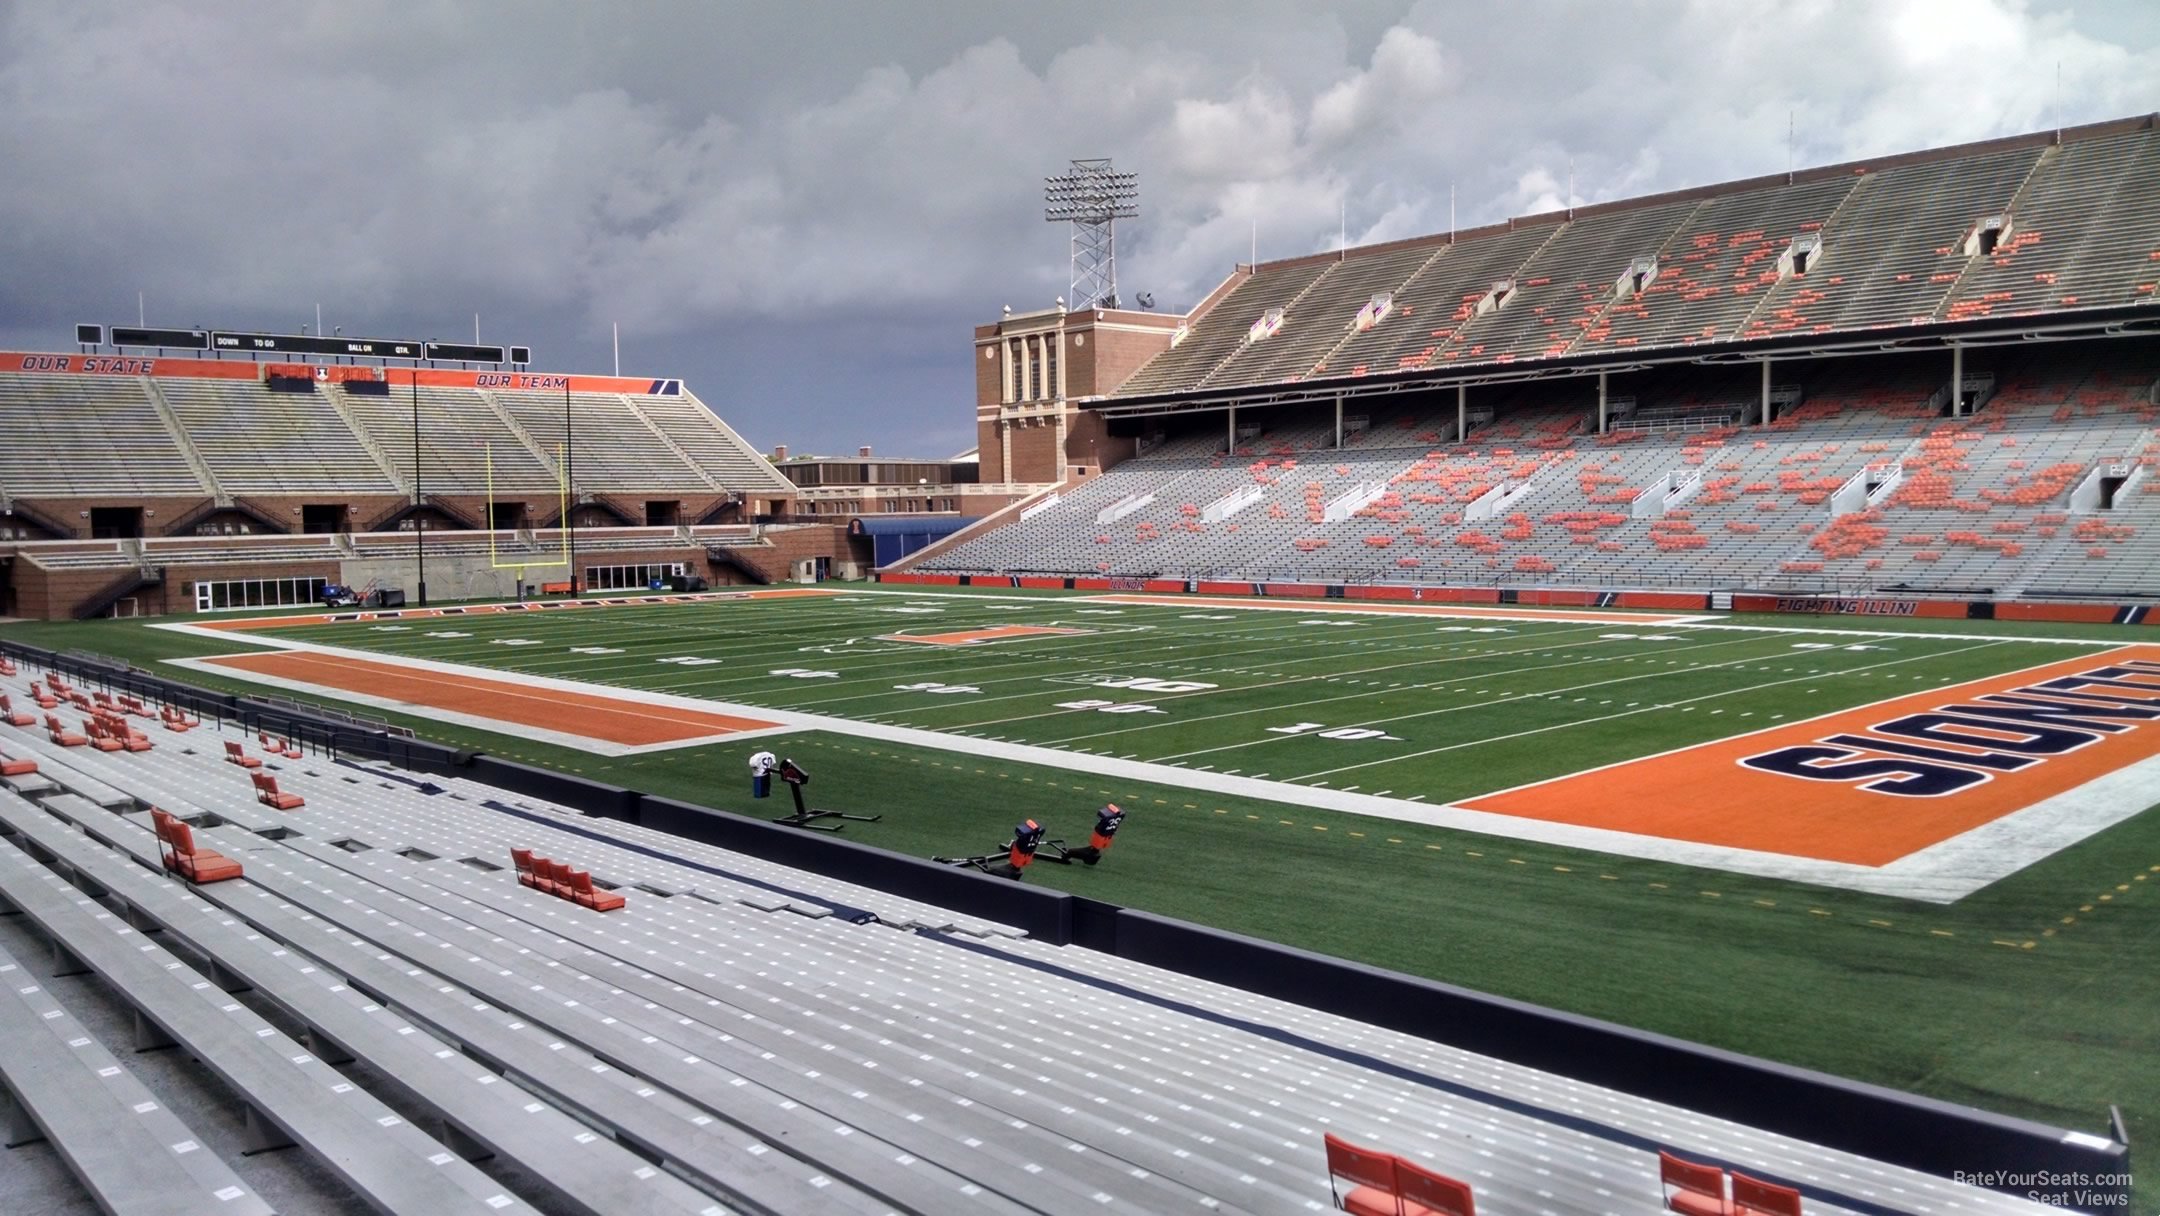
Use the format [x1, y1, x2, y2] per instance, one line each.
[156, 379, 400, 496]
[1941, 126, 2160, 320]
[0, 693, 2077, 1216]
[1115, 260, 1340, 397]
[0, 375, 204, 498]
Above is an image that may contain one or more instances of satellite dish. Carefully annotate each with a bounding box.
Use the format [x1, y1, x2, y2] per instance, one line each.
[1136, 292, 1155, 310]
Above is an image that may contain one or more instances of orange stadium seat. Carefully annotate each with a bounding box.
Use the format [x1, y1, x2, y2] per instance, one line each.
[1731, 1173, 1803, 1216]
[250, 772, 305, 811]
[1661, 1151, 1733, 1216]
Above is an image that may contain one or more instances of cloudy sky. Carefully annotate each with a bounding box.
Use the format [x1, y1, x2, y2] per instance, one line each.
[3, 1, 2156, 460]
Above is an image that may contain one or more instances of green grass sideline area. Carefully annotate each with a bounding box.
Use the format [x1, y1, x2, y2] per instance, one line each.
[4, 588, 2154, 1197]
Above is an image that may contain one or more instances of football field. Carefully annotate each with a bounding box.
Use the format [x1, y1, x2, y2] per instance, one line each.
[7, 587, 2155, 1164]
[165, 585, 2160, 900]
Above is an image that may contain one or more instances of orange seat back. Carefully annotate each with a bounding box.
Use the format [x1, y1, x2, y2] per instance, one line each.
[1731, 1173, 1801, 1216]
[1395, 1157, 1474, 1216]
[1324, 1133, 1400, 1213]
[510, 848, 535, 874]
[1661, 1151, 1728, 1209]
[165, 820, 197, 856]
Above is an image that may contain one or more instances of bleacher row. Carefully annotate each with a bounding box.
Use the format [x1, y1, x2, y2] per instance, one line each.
[1117, 125, 2160, 399]
[0, 665, 2064, 1215]
[0, 374, 793, 500]
[928, 345, 2160, 596]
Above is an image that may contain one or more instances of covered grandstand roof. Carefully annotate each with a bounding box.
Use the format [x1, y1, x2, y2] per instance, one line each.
[1102, 114, 2160, 415]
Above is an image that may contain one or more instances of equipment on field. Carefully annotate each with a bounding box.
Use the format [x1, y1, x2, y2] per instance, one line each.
[934, 805, 1131, 878]
[935, 818, 1047, 879]
[1046, 803, 1125, 866]
[750, 751, 881, 832]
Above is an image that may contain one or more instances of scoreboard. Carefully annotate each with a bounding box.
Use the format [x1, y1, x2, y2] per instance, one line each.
[102, 326, 529, 365]
[211, 331, 425, 360]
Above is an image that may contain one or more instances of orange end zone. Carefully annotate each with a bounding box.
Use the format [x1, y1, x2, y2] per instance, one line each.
[881, 624, 1096, 646]
[1464, 646, 2160, 866]
[193, 587, 838, 632]
[201, 651, 780, 748]
[1083, 594, 1698, 625]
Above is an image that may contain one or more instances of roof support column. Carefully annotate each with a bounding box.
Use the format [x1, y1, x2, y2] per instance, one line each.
[1226, 406, 1236, 456]
[1457, 384, 1467, 443]
[1951, 344, 1965, 418]
[1760, 359, 1773, 428]
[1597, 371, 1609, 436]
[1334, 395, 1343, 450]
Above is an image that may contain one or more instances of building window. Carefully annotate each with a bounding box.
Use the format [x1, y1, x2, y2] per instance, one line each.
[1028, 336, 1043, 400]
[1045, 336, 1059, 399]
[193, 576, 328, 613]
[1009, 339, 1023, 400]
[583, 562, 687, 591]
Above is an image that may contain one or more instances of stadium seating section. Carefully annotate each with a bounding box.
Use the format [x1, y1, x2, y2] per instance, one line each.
[1119, 126, 2159, 393]
[0, 374, 791, 503]
[925, 341, 2160, 595]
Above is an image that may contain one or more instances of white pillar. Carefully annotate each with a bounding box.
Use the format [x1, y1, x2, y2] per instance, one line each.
[1001, 340, 1016, 405]
[1334, 396, 1343, 450]
[1760, 359, 1773, 427]
[1227, 407, 1237, 454]
[1457, 384, 1467, 442]
[1597, 372, 1609, 435]
[1951, 344, 1964, 417]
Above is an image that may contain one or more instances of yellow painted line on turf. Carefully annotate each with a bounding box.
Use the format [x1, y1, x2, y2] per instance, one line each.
[1424, 844, 1443, 851]
[1701, 891, 1722, 899]
[1552, 866, 1571, 873]
[1598, 874, 1618, 881]
[1809, 908, 1831, 917]
[1465, 850, 1482, 858]
[1930, 929, 1954, 937]
[1867, 919, 1893, 928]
[1753, 899, 1776, 908]
[1648, 882, 1667, 890]
[1348, 831, 1365, 838]
[1387, 838, 1403, 844]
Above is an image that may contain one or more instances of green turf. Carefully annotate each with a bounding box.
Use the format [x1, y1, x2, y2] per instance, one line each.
[5, 591, 2155, 1199]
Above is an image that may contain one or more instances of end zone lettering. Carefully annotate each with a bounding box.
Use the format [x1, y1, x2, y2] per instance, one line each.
[1741, 659, 2160, 796]
[1773, 597, 1919, 616]
[476, 373, 570, 390]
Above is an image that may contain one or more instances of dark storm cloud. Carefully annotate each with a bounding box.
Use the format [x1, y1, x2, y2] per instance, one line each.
[1, 1, 2153, 457]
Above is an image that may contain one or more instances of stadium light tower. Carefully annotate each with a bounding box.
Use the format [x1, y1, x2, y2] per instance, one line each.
[1045, 159, 1138, 311]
